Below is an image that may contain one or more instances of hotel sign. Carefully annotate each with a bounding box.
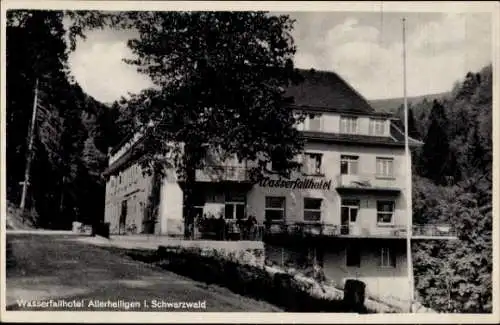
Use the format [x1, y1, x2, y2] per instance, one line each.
[258, 177, 332, 190]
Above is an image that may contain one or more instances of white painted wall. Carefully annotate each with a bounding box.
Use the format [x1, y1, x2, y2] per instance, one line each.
[104, 162, 150, 234]
[248, 142, 408, 229]
[265, 243, 410, 306]
[321, 244, 410, 306]
[155, 141, 409, 234]
[158, 175, 184, 235]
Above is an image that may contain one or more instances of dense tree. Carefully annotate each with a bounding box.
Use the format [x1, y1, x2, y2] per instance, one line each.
[413, 177, 492, 312]
[412, 65, 492, 313]
[94, 12, 306, 238]
[6, 10, 120, 228]
[419, 100, 454, 184]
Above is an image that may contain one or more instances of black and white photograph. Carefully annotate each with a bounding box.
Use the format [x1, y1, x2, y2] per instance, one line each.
[1, 1, 498, 323]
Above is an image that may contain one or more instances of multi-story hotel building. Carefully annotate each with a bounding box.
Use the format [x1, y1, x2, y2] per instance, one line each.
[103, 69, 456, 308]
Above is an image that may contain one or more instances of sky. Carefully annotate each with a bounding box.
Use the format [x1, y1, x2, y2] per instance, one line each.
[68, 11, 492, 103]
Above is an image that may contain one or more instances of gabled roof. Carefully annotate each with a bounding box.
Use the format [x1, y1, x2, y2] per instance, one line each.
[286, 69, 376, 113]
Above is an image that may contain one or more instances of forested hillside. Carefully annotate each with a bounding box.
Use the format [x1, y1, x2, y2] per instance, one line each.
[369, 92, 450, 114]
[5, 11, 128, 228]
[398, 65, 493, 313]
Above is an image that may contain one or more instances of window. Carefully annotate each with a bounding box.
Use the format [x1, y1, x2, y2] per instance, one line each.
[377, 201, 395, 225]
[340, 155, 359, 175]
[304, 198, 322, 222]
[132, 195, 137, 214]
[308, 114, 323, 131]
[370, 119, 386, 135]
[270, 159, 285, 172]
[380, 247, 396, 268]
[265, 196, 285, 221]
[192, 192, 205, 219]
[376, 158, 394, 178]
[341, 199, 359, 223]
[270, 150, 287, 172]
[135, 165, 142, 184]
[340, 116, 358, 134]
[346, 245, 361, 267]
[225, 193, 246, 220]
[302, 153, 323, 175]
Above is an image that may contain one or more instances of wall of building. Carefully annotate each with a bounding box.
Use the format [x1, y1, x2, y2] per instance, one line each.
[148, 141, 409, 233]
[158, 175, 184, 235]
[106, 138, 409, 237]
[265, 241, 410, 307]
[248, 142, 409, 229]
[320, 242, 409, 304]
[104, 163, 152, 234]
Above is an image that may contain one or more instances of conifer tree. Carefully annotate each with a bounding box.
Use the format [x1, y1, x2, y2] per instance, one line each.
[420, 100, 452, 184]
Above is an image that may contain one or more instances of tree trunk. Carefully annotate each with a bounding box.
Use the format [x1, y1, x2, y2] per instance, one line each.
[183, 145, 199, 239]
[183, 165, 196, 239]
[145, 170, 162, 234]
[59, 177, 65, 216]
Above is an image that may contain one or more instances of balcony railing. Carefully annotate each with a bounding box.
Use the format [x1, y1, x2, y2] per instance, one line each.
[178, 165, 251, 183]
[412, 224, 458, 239]
[336, 173, 402, 192]
[195, 218, 264, 241]
[262, 221, 457, 239]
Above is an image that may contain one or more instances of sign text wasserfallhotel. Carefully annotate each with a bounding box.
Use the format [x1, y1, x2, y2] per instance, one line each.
[258, 177, 332, 190]
[14, 299, 207, 310]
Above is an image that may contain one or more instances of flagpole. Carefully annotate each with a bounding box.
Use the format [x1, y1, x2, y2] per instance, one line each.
[402, 17, 415, 313]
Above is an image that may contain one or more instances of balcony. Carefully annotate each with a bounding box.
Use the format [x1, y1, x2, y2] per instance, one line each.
[336, 173, 402, 195]
[412, 224, 458, 240]
[179, 165, 251, 183]
[262, 221, 458, 240]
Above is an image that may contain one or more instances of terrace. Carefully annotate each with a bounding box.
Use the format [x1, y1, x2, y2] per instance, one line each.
[192, 219, 458, 241]
[261, 221, 458, 240]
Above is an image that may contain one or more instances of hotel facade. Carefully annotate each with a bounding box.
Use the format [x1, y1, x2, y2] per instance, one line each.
[103, 69, 455, 308]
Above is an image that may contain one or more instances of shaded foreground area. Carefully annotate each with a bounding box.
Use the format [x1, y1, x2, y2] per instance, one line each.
[5, 234, 281, 312]
[99, 245, 373, 313]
